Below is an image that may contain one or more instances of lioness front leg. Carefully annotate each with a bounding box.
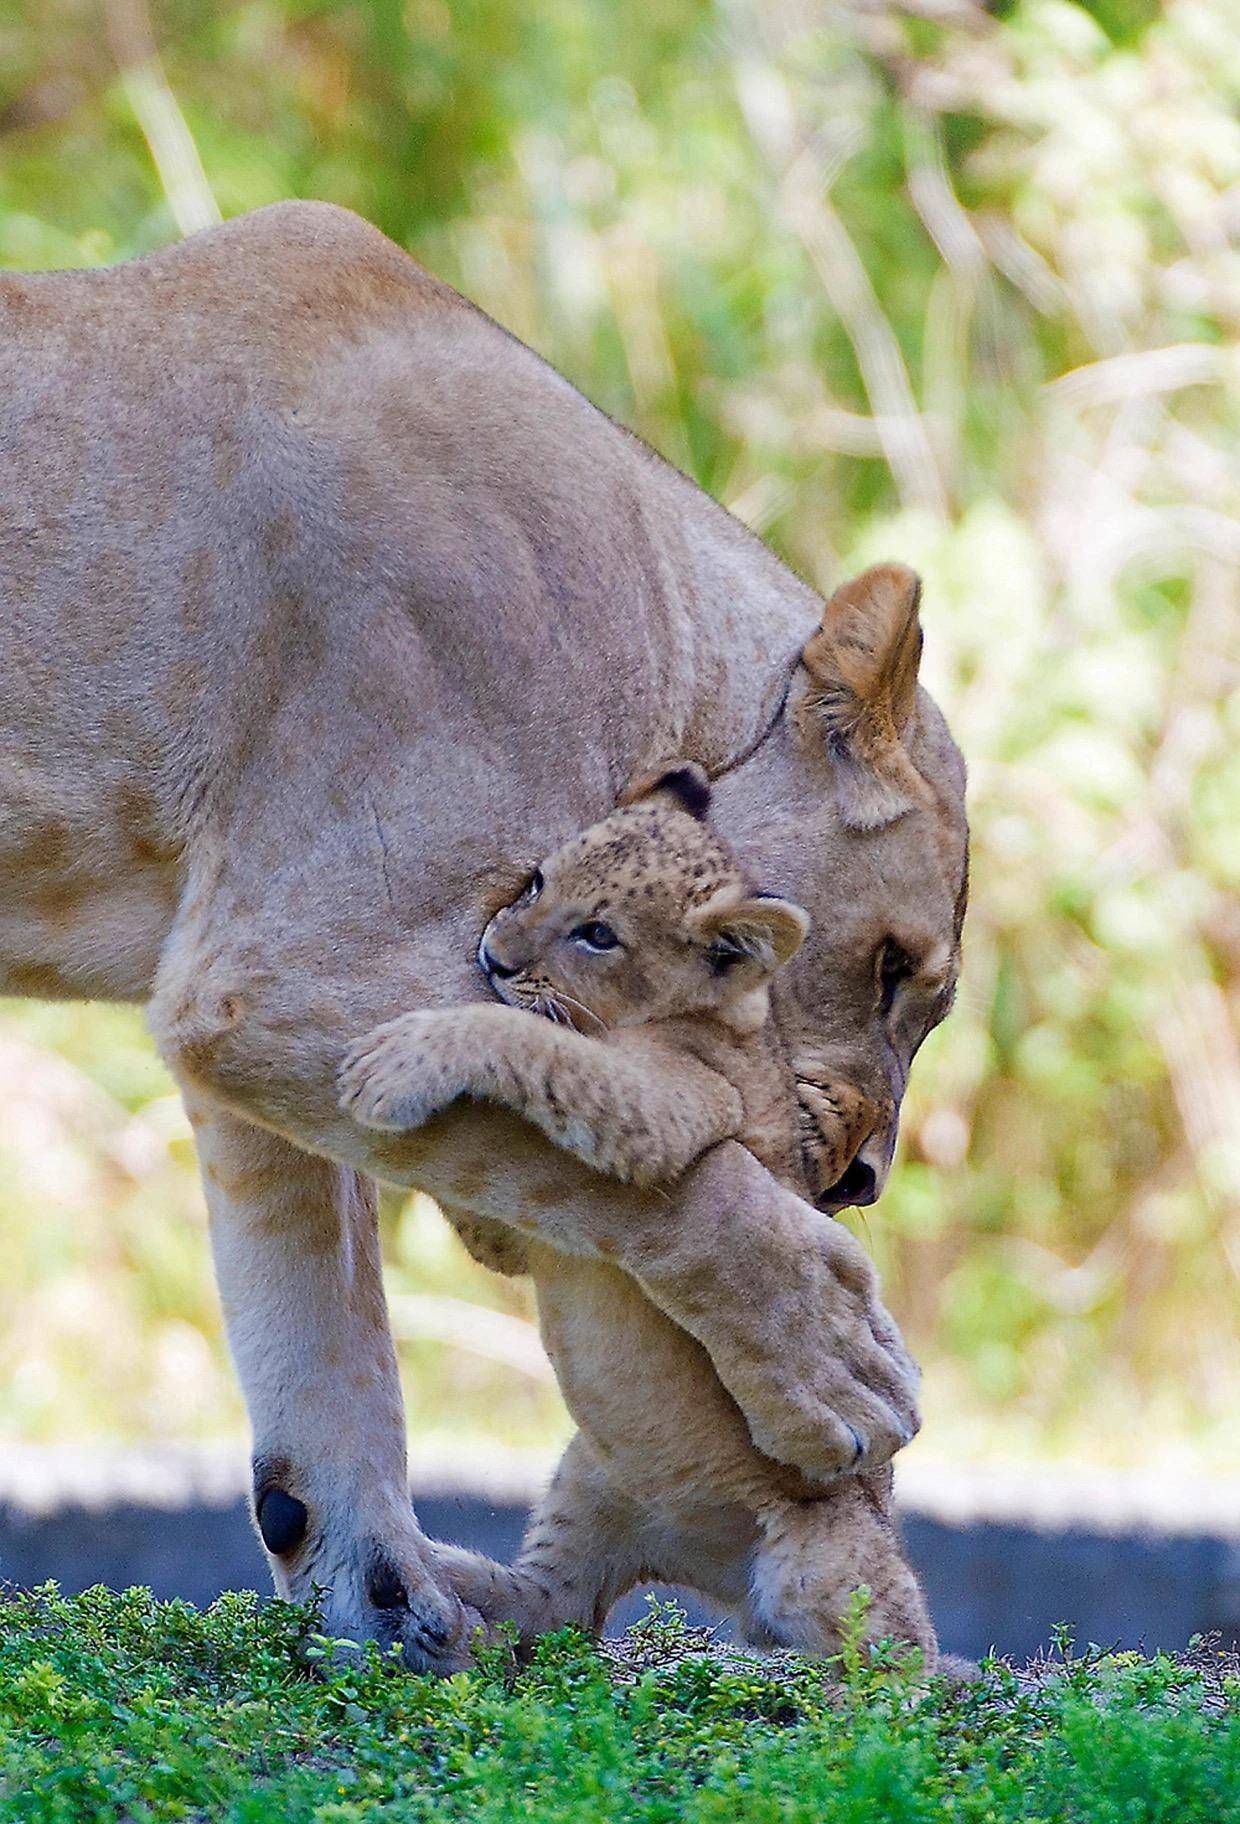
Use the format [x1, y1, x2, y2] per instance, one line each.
[152, 926, 918, 1482]
[338, 1005, 742, 1186]
[187, 1105, 480, 1671]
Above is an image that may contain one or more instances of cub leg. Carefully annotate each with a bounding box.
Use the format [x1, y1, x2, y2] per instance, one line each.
[436, 1433, 647, 1648]
[188, 1104, 479, 1671]
[339, 1005, 742, 1187]
[744, 1473, 937, 1666]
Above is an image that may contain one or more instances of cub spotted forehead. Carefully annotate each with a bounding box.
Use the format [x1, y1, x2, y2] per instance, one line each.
[538, 759, 741, 909]
[547, 800, 744, 911]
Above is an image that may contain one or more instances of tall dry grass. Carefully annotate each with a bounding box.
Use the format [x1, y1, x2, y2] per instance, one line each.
[1, 0, 1237, 1466]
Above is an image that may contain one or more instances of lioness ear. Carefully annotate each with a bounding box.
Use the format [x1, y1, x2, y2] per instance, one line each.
[620, 760, 712, 821]
[694, 895, 810, 978]
[800, 563, 929, 830]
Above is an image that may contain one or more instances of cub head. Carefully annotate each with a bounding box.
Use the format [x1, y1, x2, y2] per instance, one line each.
[478, 765, 809, 1033]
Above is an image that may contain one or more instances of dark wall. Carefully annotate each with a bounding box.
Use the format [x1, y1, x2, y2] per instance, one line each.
[4, 1490, 1237, 1662]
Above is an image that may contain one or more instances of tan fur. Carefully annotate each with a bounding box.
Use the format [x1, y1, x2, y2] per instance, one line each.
[343, 786, 934, 1662]
[0, 204, 967, 1665]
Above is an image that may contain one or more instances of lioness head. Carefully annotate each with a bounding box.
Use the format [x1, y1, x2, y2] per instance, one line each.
[713, 562, 969, 1216]
[477, 767, 809, 1035]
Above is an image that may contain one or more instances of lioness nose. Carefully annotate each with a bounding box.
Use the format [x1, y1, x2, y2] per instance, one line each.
[481, 947, 520, 980]
[818, 1155, 878, 1211]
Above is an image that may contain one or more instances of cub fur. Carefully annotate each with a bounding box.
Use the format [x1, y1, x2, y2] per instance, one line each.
[340, 769, 935, 1664]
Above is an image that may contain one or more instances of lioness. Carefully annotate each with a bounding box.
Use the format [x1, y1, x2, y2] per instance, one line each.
[341, 767, 936, 1661]
[0, 203, 967, 1668]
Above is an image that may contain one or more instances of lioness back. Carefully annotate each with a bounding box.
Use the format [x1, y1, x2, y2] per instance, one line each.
[2, 202, 819, 1007]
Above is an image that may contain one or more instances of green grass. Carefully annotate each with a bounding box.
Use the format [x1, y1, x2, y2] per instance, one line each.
[2, 1587, 1237, 1823]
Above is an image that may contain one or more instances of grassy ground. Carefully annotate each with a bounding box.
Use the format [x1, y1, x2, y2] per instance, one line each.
[2, 1586, 1237, 1823]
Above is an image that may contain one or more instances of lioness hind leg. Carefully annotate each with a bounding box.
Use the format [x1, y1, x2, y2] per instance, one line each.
[437, 1434, 650, 1652]
[745, 1475, 937, 1667]
[431, 1543, 558, 1647]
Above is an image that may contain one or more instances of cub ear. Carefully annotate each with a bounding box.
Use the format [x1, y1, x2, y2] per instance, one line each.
[694, 895, 810, 978]
[800, 563, 930, 830]
[620, 760, 712, 821]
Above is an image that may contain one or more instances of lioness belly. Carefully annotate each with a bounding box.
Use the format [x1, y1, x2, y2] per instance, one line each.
[0, 288, 205, 1000]
[0, 766, 180, 1001]
[1, 549, 188, 1002]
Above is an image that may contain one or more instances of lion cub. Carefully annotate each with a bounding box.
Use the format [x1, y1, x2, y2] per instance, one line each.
[340, 767, 934, 1663]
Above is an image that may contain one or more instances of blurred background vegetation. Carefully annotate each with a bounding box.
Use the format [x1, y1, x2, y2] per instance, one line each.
[1, 0, 1238, 1476]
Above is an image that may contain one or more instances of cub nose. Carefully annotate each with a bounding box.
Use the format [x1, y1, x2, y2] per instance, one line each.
[481, 947, 520, 980]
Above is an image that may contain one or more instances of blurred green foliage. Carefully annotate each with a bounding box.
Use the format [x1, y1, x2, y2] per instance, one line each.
[1, 0, 1238, 1469]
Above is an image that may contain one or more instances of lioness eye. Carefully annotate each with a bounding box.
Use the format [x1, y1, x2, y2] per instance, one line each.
[877, 939, 917, 1015]
[571, 920, 619, 952]
[524, 869, 544, 902]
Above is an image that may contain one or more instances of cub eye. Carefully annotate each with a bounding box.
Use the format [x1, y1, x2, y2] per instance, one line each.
[877, 939, 917, 1015]
[523, 869, 544, 903]
[571, 920, 620, 953]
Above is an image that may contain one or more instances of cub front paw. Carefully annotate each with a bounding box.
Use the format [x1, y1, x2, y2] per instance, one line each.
[583, 1110, 720, 1186]
[548, 1113, 681, 1187]
[338, 1015, 463, 1132]
[588, 1133, 678, 1187]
